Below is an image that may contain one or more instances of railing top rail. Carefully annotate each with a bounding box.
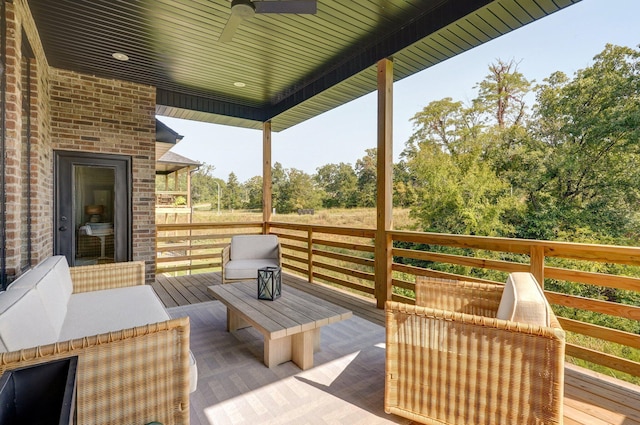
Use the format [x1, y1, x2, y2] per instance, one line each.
[157, 222, 263, 231]
[390, 230, 640, 265]
[269, 221, 375, 237]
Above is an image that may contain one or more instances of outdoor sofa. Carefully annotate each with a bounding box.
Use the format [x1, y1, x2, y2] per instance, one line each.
[0, 256, 196, 425]
[385, 272, 566, 424]
[221, 234, 281, 283]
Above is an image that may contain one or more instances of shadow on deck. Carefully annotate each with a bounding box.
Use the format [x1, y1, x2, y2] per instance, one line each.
[153, 271, 640, 425]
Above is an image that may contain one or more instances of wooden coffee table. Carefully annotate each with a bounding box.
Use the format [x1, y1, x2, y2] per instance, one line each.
[208, 281, 352, 370]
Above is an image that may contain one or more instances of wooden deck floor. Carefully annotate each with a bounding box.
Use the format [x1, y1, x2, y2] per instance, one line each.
[154, 272, 640, 425]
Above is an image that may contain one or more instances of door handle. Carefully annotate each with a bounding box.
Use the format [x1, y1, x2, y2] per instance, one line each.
[58, 226, 67, 231]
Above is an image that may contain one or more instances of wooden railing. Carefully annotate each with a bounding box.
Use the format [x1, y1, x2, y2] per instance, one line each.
[156, 221, 640, 382]
[156, 222, 264, 274]
[268, 222, 376, 296]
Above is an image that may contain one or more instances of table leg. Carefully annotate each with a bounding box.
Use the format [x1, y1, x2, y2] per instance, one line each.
[264, 328, 321, 369]
[292, 329, 318, 370]
[312, 328, 321, 353]
[265, 335, 292, 368]
[227, 308, 251, 332]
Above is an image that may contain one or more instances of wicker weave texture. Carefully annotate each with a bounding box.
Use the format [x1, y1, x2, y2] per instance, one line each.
[385, 277, 565, 425]
[70, 260, 146, 293]
[0, 317, 191, 425]
[415, 277, 503, 317]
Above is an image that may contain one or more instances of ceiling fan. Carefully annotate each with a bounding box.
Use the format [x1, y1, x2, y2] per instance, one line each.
[219, 0, 317, 42]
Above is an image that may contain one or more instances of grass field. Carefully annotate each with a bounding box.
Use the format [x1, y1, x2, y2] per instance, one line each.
[178, 206, 419, 229]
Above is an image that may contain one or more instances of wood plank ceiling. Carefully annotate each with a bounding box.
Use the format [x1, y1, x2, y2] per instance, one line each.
[27, 0, 580, 132]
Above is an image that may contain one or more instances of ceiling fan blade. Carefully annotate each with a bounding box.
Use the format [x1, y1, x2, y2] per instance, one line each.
[219, 13, 244, 42]
[254, 0, 317, 14]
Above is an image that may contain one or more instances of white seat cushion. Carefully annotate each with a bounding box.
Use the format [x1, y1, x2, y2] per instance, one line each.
[60, 285, 170, 341]
[224, 259, 280, 280]
[496, 272, 550, 327]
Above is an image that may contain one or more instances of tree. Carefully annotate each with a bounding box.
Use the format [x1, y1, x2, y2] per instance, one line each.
[315, 163, 357, 208]
[225, 172, 242, 210]
[243, 176, 263, 210]
[405, 133, 517, 236]
[189, 163, 217, 205]
[529, 44, 640, 241]
[271, 162, 287, 214]
[475, 59, 532, 129]
[271, 167, 323, 214]
[354, 148, 377, 207]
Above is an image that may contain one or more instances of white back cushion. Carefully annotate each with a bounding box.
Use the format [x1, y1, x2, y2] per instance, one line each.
[496, 272, 550, 327]
[8, 256, 71, 335]
[0, 289, 58, 351]
[230, 235, 279, 261]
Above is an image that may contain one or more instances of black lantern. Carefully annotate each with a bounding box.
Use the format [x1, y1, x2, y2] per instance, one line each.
[257, 266, 282, 300]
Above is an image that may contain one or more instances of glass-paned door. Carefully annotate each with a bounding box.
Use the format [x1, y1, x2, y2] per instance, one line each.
[54, 151, 131, 266]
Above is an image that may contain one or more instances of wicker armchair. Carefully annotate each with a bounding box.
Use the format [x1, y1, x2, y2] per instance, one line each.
[0, 261, 191, 425]
[385, 275, 565, 425]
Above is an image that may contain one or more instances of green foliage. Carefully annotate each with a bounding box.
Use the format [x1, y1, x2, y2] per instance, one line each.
[244, 176, 263, 210]
[315, 162, 358, 208]
[354, 148, 377, 207]
[277, 168, 324, 214]
[225, 172, 242, 210]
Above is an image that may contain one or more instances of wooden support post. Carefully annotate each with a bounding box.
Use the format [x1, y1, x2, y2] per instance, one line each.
[530, 245, 545, 288]
[308, 227, 313, 282]
[186, 166, 192, 208]
[374, 58, 394, 309]
[263, 121, 272, 233]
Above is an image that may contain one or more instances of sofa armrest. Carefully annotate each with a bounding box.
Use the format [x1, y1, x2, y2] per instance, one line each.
[0, 317, 191, 425]
[385, 301, 565, 424]
[221, 245, 231, 283]
[277, 241, 282, 267]
[415, 276, 503, 317]
[70, 261, 145, 294]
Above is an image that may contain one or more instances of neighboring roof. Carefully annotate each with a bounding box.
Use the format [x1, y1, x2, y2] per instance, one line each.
[156, 151, 202, 175]
[27, 0, 580, 132]
[156, 118, 185, 165]
[156, 119, 184, 144]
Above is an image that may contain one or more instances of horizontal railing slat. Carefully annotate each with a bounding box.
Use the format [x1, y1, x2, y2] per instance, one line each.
[312, 272, 375, 295]
[312, 249, 374, 267]
[392, 262, 499, 285]
[393, 247, 529, 273]
[312, 260, 375, 282]
[558, 317, 640, 350]
[565, 343, 640, 378]
[546, 266, 640, 292]
[546, 291, 640, 321]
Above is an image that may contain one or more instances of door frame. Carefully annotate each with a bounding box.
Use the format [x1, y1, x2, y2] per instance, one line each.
[53, 150, 132, 265]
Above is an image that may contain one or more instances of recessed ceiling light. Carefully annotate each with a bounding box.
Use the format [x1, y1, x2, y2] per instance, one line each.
[112, 52, 129, 61]
[233, 82, 246, 87]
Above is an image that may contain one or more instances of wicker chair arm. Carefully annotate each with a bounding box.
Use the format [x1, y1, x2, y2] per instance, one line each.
[222, 244, 230, 266]
[0, 317, 191, 425]
[415, 276, 504, 317]
[385, 301, 565, 425]
[70, 261, 145, 293]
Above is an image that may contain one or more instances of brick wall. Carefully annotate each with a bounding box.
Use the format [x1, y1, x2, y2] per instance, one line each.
[49, 70, 157, 282]
[3, 0, 158, 283]
[3, 0, 52, 276]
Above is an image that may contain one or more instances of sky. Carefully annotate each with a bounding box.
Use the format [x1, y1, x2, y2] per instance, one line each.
[158, 0, 640, 183]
